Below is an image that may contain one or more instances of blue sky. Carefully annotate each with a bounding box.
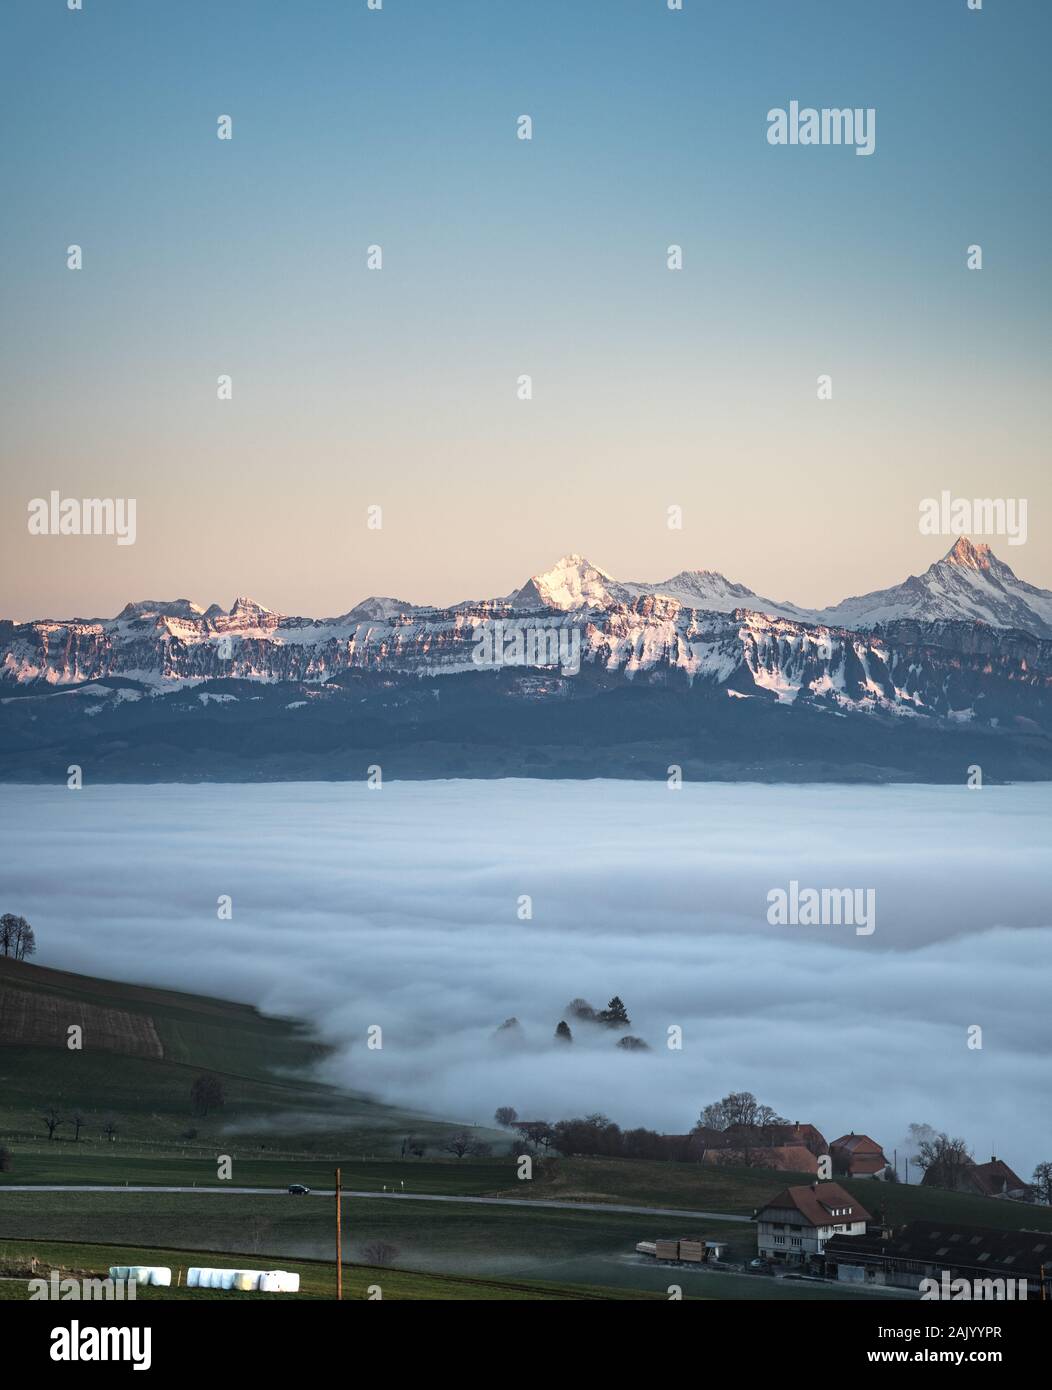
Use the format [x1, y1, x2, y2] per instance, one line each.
[2, 0, 1049, 617]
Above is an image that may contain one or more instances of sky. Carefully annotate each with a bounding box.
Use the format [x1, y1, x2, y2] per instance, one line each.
[4, 780, 1050, 1175]
[1, 0, 1049, 620]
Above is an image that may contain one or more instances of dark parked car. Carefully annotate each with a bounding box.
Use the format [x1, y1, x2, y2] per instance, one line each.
[287, 1183, 311, 1195]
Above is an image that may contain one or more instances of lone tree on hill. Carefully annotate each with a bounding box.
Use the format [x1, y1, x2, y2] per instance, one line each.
[554, 1021, 573, 1043]
[0, 913, 36, 961]
[494, 1107, 518, 1128]
[189, 1073, 226, 1117]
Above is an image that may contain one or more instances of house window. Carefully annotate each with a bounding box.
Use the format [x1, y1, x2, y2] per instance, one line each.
[791, 1238, 802, 1247]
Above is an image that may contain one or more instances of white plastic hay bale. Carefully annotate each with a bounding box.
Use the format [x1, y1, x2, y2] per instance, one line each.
[109, 1266, 128, 1281]
[278, 1271, 299, 1293]
[187, 1267, 203, 1288]
[261, 1270, 299, 1293]
[234, 1271, 259, 1291]
[258, 1272, 280, 1292]
[220, 1269, 237, 1290]
[148, 1267, 172, 1287]
[129, 1266, 151, 1284]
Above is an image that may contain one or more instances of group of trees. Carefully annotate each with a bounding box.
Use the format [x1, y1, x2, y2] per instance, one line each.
[41, 1107, 114, 1142]
[693, 1091, 786, 1133]
[494, 1108, 668, 1160]
[497, 997, 647, 1050]
[0, 913, 36, 960]
[566, 996, 631, 1028]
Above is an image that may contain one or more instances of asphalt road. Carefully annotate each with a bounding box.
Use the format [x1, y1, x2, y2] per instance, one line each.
[1, 1184, 750, 1223]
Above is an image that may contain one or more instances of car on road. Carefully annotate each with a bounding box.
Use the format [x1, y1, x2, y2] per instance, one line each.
[747, 1258, 772, 1274]
[287, 1184, 311, 1195]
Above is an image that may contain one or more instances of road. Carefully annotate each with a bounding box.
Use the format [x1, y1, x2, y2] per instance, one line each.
[1, 1184, 750, 1223]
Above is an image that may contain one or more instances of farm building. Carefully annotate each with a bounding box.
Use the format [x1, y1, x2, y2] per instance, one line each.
[830, 1132, 888, 1178]
[921, 1155, 1031, 1201]
[823, 1220, 1051, 1297]
[753, 1181, 871, 1265]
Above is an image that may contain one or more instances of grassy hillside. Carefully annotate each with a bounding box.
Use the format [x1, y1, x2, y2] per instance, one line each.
[0, 957, 480, 1157]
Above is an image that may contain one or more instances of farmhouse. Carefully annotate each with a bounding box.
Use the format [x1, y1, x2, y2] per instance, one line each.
[823, 1220, 1051, 1298]
[830, 1132, 888, 1178]
[921, 1155, 1031, 1201]
[723, 1122, 828, 1156]
[753, 1182, 871, 1265]
[703, 1144, 819, 1174]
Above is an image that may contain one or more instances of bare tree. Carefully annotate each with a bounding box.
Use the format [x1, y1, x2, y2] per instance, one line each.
[71, 1109, 85, 1142]
[915, 1133, 974, 1191]
[440, 1130, 476, 1159]
[248, 1216, 272, 1255]
[43, 1107, 63, 1141]
[103, 1116, 118, 1142]
[0, 1145, 12, 1173]
[1032, 1161, 1052, 1205]
[189, 1073, 225, 1117]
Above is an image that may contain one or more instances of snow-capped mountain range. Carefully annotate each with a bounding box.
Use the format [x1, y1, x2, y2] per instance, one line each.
[2, 538, 1050, 782]
[3, 538, 1051, 692]
[505, 540, 1052, 635]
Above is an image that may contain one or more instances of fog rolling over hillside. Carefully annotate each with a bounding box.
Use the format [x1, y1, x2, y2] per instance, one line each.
[3, 780, 1049, 1173]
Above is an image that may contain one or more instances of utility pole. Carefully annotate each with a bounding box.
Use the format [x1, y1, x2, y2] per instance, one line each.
[335, 1166, 343, 1301]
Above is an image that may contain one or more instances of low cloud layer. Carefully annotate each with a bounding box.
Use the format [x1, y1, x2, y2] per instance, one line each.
[3, 780, 1049, 1173]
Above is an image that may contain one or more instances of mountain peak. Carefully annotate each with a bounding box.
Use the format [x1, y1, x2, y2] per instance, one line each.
[510, 555, 624, 611]
[229, 596, 273, 615]
[116, 599, 205, 621]
[944, 537, 993, 570]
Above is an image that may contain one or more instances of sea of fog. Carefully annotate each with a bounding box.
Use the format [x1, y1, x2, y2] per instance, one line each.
[2, 780, 1049, 1174]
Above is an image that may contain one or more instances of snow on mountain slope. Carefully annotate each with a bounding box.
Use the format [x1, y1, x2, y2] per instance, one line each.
[507, 555, 636, 610]
[508, 554, 816, 622]
[817, 539, 1052, 637]
[3, 542, 1050, 706]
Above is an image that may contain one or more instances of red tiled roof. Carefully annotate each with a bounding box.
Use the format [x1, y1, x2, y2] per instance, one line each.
[755, 1182, 873, 1229]
[968, 1158, 1028, 1196]
[830, 1133, 884, 1156]
[703, 1144, 818, 1173]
